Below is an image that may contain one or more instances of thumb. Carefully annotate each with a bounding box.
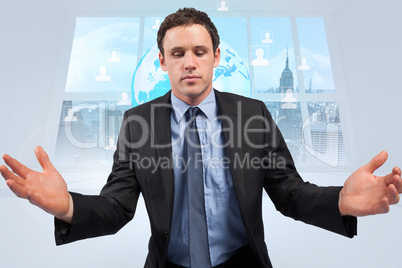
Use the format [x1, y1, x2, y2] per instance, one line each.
[34, 146, 55, 171]
[364, 151, 388, 173]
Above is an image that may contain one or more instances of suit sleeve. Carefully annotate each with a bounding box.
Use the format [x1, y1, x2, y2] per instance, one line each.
[55, 111, 141, 245]
[260, 102, 357, 238]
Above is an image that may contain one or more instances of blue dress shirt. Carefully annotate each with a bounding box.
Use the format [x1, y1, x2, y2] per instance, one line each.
[166, 90, 248, 267]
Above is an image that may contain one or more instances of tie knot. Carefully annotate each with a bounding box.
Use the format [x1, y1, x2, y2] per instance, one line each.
[185, 107, 201, 122]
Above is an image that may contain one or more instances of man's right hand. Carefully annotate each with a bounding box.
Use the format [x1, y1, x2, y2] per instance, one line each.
[0, 146, 73, 224]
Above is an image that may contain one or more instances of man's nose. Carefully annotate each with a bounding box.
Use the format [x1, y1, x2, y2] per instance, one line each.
[184, 52, 196, 70]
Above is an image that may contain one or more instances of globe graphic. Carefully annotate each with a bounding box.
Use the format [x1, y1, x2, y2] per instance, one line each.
[131, 41, 251, 106]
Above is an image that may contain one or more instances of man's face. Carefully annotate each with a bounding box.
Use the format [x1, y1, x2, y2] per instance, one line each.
[159, 24, 220, 106]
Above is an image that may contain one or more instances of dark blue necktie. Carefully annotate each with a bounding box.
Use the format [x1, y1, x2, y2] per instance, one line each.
[185, 107, 211, 268]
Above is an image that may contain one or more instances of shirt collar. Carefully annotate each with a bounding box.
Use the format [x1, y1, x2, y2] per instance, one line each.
[170, 89, 217, 123]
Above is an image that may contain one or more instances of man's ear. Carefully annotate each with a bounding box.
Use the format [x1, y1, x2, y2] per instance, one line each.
[159, 52, 167, 71]
[213, 47, 221, 68]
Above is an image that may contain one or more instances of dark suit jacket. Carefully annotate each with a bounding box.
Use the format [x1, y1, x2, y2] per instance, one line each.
[55, 90, 357, 267]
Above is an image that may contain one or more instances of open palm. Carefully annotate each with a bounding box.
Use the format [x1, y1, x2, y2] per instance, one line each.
[0, 146, 72, 221]
[339, 151, 402, 216]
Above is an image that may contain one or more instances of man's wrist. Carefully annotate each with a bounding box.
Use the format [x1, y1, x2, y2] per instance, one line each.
[338, 188, 347, 217]
[56, 194, 74, 224]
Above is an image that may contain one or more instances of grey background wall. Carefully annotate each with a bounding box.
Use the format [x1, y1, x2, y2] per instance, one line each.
[0, 0, 401, 267]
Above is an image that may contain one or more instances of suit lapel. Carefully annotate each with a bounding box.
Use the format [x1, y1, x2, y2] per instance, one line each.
[152, 91, 175, 223]
[214, 90, 247, 217]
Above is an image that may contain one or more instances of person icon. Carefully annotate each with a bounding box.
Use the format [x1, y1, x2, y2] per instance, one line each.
[108, 50, 120, 62]
[105, 137, 117, 150]
[298, 57, 310, 70]
[251, 48, 269, 66]
[118, 92, 132, 106]
[152, 18, 161, 29]
[262, 32, 273, 44]
[281, 89, 297, 109]
[64, 108, 77, 122]
[217, 0, 229, 11]
[95, 65, 111, 81]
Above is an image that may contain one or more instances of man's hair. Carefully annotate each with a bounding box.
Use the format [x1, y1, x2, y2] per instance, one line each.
[157, 7, 220, 56]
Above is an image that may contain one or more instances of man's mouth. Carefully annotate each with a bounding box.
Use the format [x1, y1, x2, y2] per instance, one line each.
[182, 75, 201, 82]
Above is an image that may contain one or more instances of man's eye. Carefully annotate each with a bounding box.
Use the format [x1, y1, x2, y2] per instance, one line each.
[173, 52, 184, 57]
[195, 51, 206, 56]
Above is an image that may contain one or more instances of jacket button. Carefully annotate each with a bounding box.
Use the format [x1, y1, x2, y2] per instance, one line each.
[164, 231, 169, 237]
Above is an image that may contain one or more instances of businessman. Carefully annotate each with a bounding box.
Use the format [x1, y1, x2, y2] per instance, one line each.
[1, 8, 402, 268]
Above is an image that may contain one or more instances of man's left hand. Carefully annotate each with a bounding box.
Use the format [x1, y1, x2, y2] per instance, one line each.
[339, 151, 402, 216]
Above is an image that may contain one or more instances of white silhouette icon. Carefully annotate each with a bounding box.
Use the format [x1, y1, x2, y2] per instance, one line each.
[109, 50, 120, 62]
[64, 108, 77, 122]
[105, 137, 117, 150]
[298, 57, 310, 70]
[95, 65, 111, 81]
[281, 89, 297, 109]
[118, 92, 132, 106]
[152, 18, 161, 29]
[218, 0, 229, 11]
[262, 32, 273, 44]
[251, 48, 269, 66]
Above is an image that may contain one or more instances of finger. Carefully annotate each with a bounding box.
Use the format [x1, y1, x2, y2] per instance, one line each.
[387, 184, 400, 205]
[391, 167, 402, 193]
[34, 146, 55, 171]
[384, 171, 397, 185]
[392, 174, 402, 194]
[371, 197, 390, 214]
[0, 165, 26, 185]
[377, 197, 390, 214]
[393, 166, 401, 176]
[364, 151, 388, 173]
[383, 172, 402, 189]
[2, 154, 32, 178]
[6, 180, 28, 199]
